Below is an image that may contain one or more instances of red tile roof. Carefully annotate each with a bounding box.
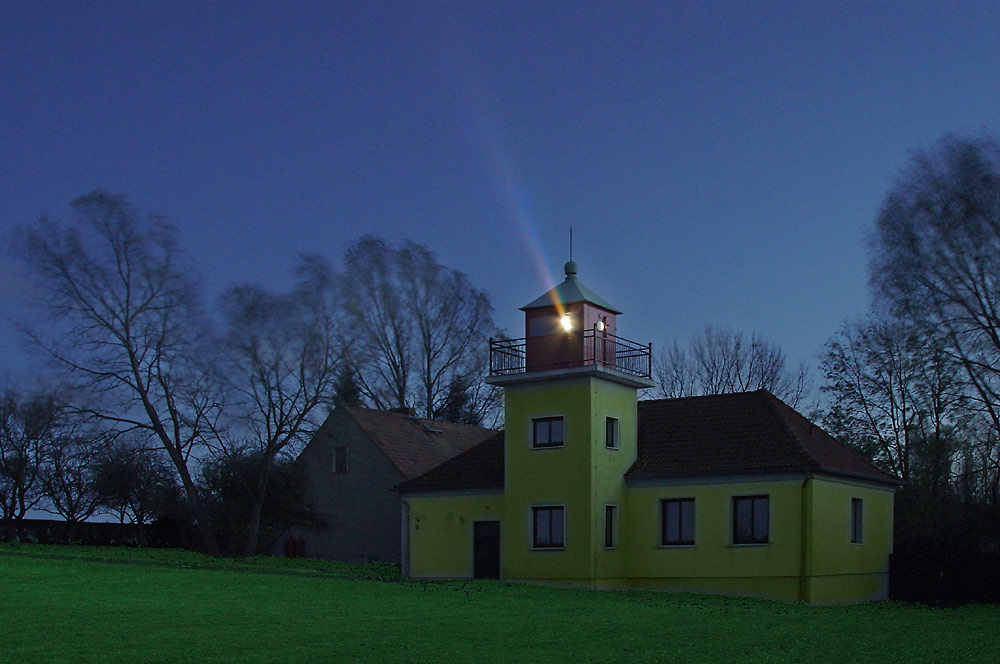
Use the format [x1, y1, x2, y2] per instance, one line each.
[625, 391, 900, 486]
[344, 407, 496, 480]
[395, 390, 900, 492]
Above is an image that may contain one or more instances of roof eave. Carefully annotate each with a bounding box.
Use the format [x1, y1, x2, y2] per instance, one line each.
[625, 465, 901, 489]
[396, 483, 504, 495]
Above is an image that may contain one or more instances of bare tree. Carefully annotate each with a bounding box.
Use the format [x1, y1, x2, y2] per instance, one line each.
[41, 432, 103, 523]
[342, 236, 499, 422]
[16, 192, 223, 554]
[0, 390, 60, 522]
[218, 255, 347, 555]
[653, 324, 808, 406]
[93, 437, 175, 524]
[871, 134, 1000, 447]
[822, 320, 920, 482]
[870, 133, 1000, 504]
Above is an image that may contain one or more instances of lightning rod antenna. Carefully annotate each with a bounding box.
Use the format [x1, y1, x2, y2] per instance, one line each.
[569, 226, 573, 261]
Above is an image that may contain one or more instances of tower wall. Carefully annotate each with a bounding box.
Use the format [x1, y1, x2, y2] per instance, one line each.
[500, 372, 640, 585]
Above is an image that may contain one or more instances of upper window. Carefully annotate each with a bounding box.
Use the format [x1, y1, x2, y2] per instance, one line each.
[851, 498, 863, 544]
[528, 316, 561, 337]
[333, 445, 349, 474]
[661, 498, 695, 546]
[604, 504, 618, 548]
[532, 505, 565, 549]
[733, 495, 769, 545]
[532, 417, 565, 448]
[605, 417, 619, 449]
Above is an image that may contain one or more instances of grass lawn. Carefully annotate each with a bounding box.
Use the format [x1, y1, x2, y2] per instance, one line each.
[1, 543, 997, 663]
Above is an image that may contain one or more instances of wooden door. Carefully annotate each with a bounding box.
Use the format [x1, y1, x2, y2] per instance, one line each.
[473, 520, 501, 579]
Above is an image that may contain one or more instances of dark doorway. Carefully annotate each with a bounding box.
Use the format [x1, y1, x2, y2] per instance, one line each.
[473, 520, 501, 579]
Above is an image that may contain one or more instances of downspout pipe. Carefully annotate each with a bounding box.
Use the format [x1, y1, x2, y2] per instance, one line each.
[799, 477, 811, 603]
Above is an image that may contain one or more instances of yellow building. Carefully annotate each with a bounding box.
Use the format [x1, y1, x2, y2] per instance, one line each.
[398, 262, 899, 603]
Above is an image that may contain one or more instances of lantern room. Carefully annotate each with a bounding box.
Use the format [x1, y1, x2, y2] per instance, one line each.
[487, 261, 651, 380]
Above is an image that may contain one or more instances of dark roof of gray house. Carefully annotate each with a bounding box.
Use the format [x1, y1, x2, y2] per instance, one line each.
[520, 261, 622, 314]
[395, 431, 505, 492]
[343, 407, 496, 480]
[396, 390, 900, 492]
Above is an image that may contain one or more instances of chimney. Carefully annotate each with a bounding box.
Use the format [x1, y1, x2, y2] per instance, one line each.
[390, 406, 417, 417]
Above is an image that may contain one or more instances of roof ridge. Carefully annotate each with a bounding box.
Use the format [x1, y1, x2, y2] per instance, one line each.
[639, 390, 768, 406]
[346, 405, 496, 433]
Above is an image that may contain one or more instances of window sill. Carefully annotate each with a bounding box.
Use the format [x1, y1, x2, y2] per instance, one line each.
[531, 444, 564, 450]
[529, 546, 565, 551]
[659, 544, 694, 549]
[730, 543, 769, 548]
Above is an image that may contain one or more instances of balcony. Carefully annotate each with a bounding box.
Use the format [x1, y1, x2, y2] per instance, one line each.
[489, 330, 651, 379]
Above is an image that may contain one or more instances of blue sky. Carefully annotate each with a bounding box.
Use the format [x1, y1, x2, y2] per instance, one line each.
[2, 2, 999, 394]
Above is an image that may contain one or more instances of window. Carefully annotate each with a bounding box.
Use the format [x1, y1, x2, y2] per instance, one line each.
[851, 498, 863, 544]
[733, 495, 769, 545]
[604, 505, 618, 548]
[532, 417, 564, 448]
[333, 445, 348, 474]
[605, 417, 619, 449]
[661, 498, 695, 545]
[532, 506, 565, 549]
[529, 316, 561, 337]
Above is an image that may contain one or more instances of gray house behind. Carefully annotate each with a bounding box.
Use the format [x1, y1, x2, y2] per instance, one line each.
[279, 406, 495, 563]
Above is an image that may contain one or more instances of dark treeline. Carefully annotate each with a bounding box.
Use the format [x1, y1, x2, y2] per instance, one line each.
[821, 134, 1000, 601]
[2, 195, 500, 556]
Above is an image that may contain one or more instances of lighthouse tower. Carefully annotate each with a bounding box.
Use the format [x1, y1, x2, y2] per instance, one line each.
[486, 261, 653, 587]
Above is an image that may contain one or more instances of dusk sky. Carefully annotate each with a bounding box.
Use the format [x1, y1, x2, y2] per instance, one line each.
[2, 2, 999, 396]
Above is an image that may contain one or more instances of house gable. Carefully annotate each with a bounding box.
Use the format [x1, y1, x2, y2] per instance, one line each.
[286, 407, 496, 563]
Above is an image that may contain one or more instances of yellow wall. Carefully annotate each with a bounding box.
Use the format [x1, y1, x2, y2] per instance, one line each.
[501, 375, 638, 584]
[625, 479, 806, 601]
[404, 468, 894, 602]
[404, 493, 503, 578]
[803, 478, 894, 603]
[588, 378, 638, 584]
[624, 476, 894, 603]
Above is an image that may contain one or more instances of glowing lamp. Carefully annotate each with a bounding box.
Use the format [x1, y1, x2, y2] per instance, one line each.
[560, 314, 573, 332]
[595, 320, 606, 332]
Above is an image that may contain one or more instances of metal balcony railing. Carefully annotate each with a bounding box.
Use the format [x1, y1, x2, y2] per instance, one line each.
[489, 330, 651, 379]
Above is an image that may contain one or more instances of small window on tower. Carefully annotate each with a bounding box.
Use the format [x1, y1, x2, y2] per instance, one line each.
[605, 504, 618, 548]
[532, 417, 565, 448]
[333, 445, 348, 474]
[851, 498, 863, 544]
[606, 417, 619, 449]
[532, 505, 565, 549]
[528, 316, 560, 337]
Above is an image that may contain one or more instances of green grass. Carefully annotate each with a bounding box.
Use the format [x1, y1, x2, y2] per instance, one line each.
[1, 543, 997, 663]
